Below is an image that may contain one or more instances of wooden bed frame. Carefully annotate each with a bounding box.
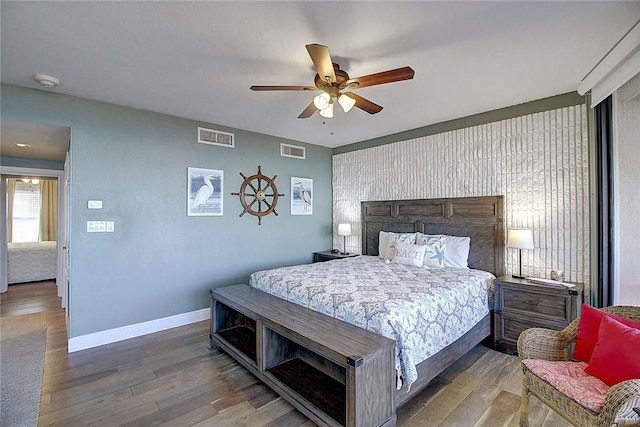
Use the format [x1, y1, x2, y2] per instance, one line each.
[361, 196, 504, 406]
[210, 196, 505, 426]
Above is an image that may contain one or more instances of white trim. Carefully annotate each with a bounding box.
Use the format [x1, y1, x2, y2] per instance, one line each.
[68, 308, 210, 352]
[590, 50, 640, 107]
[0, 165, 63, 177]
[578, 20, 640, 106]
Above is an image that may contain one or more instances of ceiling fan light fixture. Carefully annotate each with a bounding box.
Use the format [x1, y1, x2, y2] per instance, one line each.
[250, 44, 414, 119]
[319, 101, 334, 118]
[313, 92, 331, 110]
[338, 94, 356, 113]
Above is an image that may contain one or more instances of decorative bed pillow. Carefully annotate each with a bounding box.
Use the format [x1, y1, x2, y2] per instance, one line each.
[584, 315, 640, 386]
[572, 304, 640, 363]
[417, 235, 449, 268]
[418, 233, 470, 268]
[380, 232, 417, 260]
[392, 241, 427, 268]
[378, 231, 391, 259]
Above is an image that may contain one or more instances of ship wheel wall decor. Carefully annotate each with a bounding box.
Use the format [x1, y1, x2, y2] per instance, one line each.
[232, 166, 284, 225]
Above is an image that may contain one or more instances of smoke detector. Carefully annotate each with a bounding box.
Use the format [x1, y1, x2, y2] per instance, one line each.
[34, 74, 59, 88]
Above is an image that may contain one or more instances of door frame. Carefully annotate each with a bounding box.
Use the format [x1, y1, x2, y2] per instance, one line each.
[0, 165, 68, 309]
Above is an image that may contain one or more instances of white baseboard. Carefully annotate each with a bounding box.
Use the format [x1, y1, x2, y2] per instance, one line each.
[68, 308, 210, 353]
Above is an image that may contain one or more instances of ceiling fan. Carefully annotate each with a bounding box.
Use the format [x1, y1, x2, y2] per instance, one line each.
[250, 44, 415, 119]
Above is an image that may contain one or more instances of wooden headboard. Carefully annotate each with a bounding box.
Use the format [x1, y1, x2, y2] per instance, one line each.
[361, 196, 505, 276]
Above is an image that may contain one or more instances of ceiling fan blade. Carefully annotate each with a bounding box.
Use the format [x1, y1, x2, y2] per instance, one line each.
[306, 44, 336, 83]
[297, 101, 317, 119]
[344, 93, 383, 114]
[250, 85, 317, 91]
[346, 66, 415, 89]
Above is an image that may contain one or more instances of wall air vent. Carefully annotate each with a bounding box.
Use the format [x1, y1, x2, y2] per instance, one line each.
[198, 127, 234, 148]
[280, 143, 306, 159]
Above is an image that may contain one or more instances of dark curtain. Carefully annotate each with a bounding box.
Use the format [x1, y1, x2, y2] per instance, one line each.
[595, 96, 613, 308]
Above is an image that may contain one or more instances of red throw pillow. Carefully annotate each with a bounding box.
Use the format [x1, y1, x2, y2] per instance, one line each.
[584, 316, 640, 385]
[572, 304, 640, 362]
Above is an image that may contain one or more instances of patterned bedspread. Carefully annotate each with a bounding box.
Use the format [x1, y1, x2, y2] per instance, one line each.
[249, 255, 495, 389]
[7, 241, 57, 284]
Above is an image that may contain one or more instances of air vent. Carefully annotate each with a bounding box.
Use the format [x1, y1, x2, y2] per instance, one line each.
[198, 127, 234, 148]
[281, 143, 306, 159]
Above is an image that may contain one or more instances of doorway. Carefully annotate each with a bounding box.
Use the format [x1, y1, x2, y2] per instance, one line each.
[1, 168, 66, 306]
[0, 120, 70, 313]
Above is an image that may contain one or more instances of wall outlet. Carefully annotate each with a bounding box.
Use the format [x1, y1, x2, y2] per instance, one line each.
[88, 200, 102, 209]
[106, 221, 115, 232]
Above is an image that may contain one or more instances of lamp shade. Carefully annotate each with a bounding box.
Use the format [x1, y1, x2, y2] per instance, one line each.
[338, 93, 356, 112]
[337, 222, 351, 236]
[313, 92, 331, 110]
[507, 228, 534, 250]
[319, 101, 334, 118]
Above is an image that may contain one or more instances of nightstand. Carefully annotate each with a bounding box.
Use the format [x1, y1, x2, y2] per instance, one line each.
[493, 275, 584, 354]
[312, 251, 359, 263]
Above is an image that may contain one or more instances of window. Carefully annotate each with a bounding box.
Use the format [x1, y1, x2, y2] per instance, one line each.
[12, 180, 41, 242]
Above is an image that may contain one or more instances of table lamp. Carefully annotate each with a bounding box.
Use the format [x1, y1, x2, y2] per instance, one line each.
[337, 223, 351, 255]
[507, 228, 534, 279]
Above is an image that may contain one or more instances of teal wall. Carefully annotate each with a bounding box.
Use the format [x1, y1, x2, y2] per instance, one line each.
[2, 84, 333, 338]
[0, 156, 64, 170]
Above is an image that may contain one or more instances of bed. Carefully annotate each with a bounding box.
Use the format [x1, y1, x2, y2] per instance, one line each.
[250, 196, 504, 407]
[250, 256, 496, 391]
[7, 241, 57, 284]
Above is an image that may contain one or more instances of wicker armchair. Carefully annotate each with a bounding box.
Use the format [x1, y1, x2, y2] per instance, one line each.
[518, 305, 640, 427]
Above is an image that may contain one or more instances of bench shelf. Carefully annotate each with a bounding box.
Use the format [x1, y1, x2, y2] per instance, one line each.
[210, 284, 396, 427]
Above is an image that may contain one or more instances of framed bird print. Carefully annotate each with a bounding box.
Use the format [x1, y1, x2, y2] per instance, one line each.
[291, 177, 312, 215]
[187, 167, 223, 216]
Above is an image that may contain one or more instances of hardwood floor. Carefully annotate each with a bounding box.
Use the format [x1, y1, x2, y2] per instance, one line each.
[1, 281, 571, 426]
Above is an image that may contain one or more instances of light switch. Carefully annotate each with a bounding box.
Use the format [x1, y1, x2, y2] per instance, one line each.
[87, 221, 106, 232]
[106, 221, 115, 232]
[88, 200, 102, 209]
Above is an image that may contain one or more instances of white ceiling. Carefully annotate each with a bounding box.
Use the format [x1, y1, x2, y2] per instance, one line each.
[1, 119, 70, 162]
[2, 1, 640, 157]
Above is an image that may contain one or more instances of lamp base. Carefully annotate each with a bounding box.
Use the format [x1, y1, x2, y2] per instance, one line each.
[341, 235, 349, 256]
[513, 249, 527, 280]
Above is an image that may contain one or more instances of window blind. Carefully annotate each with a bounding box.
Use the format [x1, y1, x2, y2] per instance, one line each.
[12, 181, 41, 242]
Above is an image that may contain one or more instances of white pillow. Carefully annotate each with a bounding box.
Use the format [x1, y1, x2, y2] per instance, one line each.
[378, 231, 391, 259]
[417, 235, 449, 268]
[382, 232, 417, 260]
[392, 241, 427, 268]
[417, 233, 470, 268]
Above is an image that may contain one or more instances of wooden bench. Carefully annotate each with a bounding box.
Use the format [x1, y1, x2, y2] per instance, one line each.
[210, 284, 397, 427]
